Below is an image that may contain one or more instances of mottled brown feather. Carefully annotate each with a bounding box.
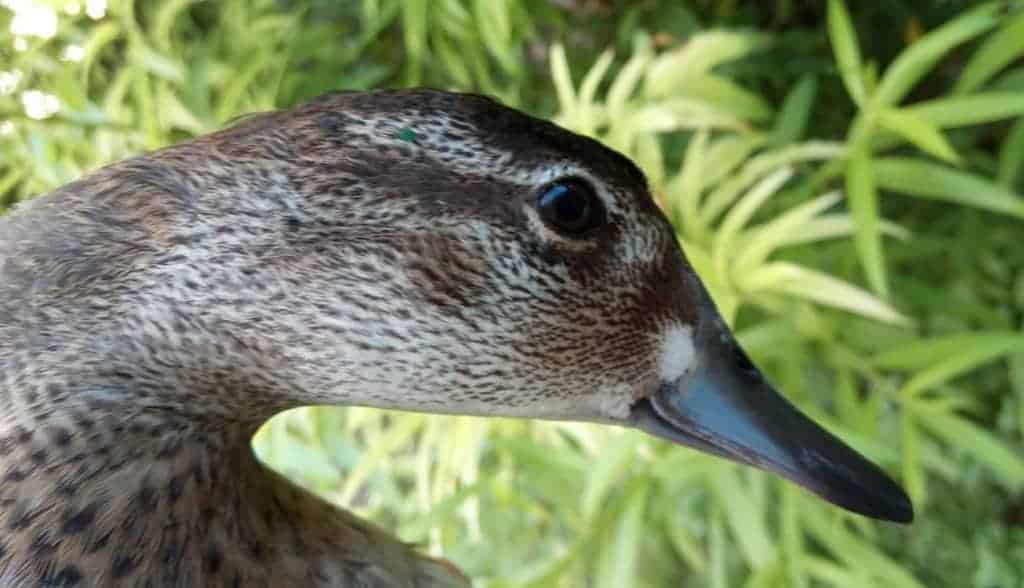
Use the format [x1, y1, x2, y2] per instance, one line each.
[0, 89, 698, 587]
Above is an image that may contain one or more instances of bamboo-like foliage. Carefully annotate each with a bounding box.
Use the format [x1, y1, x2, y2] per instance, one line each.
[2, 1, 1023, 586]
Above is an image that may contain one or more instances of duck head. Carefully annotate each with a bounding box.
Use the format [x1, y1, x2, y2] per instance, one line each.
[12, 89, 910, 523]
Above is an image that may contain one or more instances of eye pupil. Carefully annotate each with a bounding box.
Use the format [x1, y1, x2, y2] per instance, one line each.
[537, 178, 605, 234]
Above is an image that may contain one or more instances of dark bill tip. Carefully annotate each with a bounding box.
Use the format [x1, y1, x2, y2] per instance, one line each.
[630, 337, 913, 524]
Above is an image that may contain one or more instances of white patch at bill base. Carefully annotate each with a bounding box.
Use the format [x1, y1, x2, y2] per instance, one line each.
[658, 324, 697, 383]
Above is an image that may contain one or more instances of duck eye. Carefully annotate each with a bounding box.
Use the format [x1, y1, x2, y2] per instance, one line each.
[536, 178, 606, 235]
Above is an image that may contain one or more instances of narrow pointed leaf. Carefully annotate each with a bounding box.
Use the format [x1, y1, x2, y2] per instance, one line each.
[549, 44, 577, 122]
[874, 332, 1024, 370]
[875, 5, 999, 106]
[955, 11, 1024, 94]
[803, 512, 926, 588]
[596, 486, 647, 588]
[846, 146, 888, 296]
[711, 469, 775, 567]
[874, 157, 1024, 219]
[607, 38, 653, 119]
[714, 167, 794, 279]
[581, 433, 640, 519]
[827, 0, 865, 104]
[998, 117, 1024, 187]
[771, 74, 818, 145]
[645, 31, 771, 97]
[742, 262, 907, 324]
[877, 108, 959, 164]
[915, 408, 1024, 489]
[905, 93, 1024, 128]
[734, 191, 843, 273]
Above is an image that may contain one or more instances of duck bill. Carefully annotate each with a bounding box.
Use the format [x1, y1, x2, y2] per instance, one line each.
[631, 304, 913, 523]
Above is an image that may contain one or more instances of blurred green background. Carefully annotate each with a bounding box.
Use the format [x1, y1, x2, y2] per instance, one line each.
[3, 1, 1024, 586]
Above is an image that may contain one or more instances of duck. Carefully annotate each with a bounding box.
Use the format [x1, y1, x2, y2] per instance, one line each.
[0, 88, 912, 587]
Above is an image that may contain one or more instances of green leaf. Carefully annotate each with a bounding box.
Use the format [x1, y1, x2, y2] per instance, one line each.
[998, 116, 1024, 187]
[578, 49, 614, 115]
[713, 167, 793, 279]
[670, 128, 709, 240]
[665, 517, 707, 574]
[700, 134, 767, 189]
[581, 433, 640, 519]
[883, 334, 1024, 399]
[904, 93, 1024, 128]
[152, 0, 200, 52]
[770, 74, 818, 145]
[846, 145, 888, 296]
[804, 555, 873, 588]
[827, 0, 865, 104]
[877, 107, 960, 164]
[678, 74, 774, 123]
[709, 512, 728, 588]
[645, 31, 771, 98]
[712, 469, 775, 567]
[803, 510, 926, 588]
[549, 44, 576, 117]
[401, 0, 428, 84]
[766, 214, 909, 249]
[915, 408, 1024, 490]
[875, 4, 1000, 106]
[607, 36, 653, 120]
[734, 191, 843, 273]
[874, 331, 1024, 370]
[740, 262, 907, 324]
[81, 22, 123, 84]
[127, 43, 186, 83]
[595, 487, 647, 588]
[433, 33, 472, 87]
[702, 142, 845, 226]
[873, 157, 1024, 219]
[473, 0, 518, 75]
[955, 11, 1024, 94]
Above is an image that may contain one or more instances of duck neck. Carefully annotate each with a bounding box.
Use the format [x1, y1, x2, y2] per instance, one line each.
[0, 338, 300, 541]
[0, 332, 467, 586]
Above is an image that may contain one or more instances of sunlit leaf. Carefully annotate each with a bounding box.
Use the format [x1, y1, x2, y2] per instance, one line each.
[741, 262, 907, 324]
[581, 432, 640, 519]
[607, 37, 654, 120]
[596, 486, 647, 588]
[713, 167, 793, 279]
[711, 468, 776, 567]
[678, 74, 774, 123]
[645, 31, 771, 98]
[877, 107, 959, 164]
[734, 191, 844, 273]
[846, 144, 888, 296]
[549, 43, 576, 118]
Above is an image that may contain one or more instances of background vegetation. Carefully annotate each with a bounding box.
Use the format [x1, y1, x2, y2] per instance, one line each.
[2, 1, 1024, 586]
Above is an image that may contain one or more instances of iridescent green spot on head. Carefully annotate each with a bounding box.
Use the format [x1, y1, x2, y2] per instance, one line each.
[395, 127, 419, 143]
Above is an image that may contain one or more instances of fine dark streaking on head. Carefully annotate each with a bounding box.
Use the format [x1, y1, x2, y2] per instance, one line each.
[0, 89, 911, 588]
